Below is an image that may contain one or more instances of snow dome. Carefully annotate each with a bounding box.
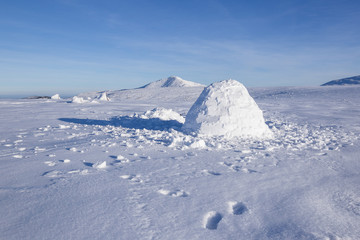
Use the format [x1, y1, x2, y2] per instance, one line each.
[182, 79, 273, 139]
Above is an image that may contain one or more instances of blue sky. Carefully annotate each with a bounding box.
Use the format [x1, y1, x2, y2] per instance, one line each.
[1, 0, 360, 96]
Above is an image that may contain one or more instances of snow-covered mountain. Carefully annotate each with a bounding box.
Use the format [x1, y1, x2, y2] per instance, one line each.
[321, 75, 360, 86]
[77, 76, 205, 106]
[140, 76, 205, 88]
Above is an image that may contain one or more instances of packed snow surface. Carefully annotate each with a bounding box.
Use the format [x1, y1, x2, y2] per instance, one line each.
[141, 76, 205, 88]
[1, 84, 360, 240]
[183, 79, 272, 139]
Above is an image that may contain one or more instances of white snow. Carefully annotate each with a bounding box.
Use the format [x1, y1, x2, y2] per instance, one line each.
[203, 211, 222, 230]
[183, 79, 273, 139]
[51, 94, 61, 100]
[71, 96, 87, 103]
[139, 107, 185, 124]
[96, 92, 110, 101]
[93, 161, 107, 169]
[1, 83, 360, 240]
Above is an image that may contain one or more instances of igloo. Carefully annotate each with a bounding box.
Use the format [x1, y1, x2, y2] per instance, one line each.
[182, 79, 273, 139]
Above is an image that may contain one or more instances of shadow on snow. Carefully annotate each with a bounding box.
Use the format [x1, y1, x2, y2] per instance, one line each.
[58, 116, 183, 131]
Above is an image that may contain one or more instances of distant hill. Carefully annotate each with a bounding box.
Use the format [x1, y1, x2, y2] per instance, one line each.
[23, 96, 51, 99]
[77, 76, 205, 104]
[140, 76, 205, 88]
[321, 75, 360, 86]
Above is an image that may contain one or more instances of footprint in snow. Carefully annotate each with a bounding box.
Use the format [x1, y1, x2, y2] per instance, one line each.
[59, 159, 71, 163]
[42, 170, 63, 178]
[157, 189, 189, 197]
[83, 161, 93, 167]
[110, 155, 130, 164]
[228, 201, 247, 215]
[235, 167, 257, 173]
[44, 161, 56, 166]
[201, 169, 221, 176]
[220, 162, 257, 173]
[120, 174, 143, 183]
[203, 211, 222, 230]
[43, 169, 88, 178]
[67, 169, 89, 175]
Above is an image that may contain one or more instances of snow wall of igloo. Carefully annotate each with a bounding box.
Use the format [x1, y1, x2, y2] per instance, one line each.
[182, 79, 273, 139]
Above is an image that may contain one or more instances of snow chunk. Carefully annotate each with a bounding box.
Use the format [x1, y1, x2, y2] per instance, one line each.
[96, 92, 110, 101]
[51, 94, 61, 100]
[189, 139, 207, 149]
[71, 96, 87, 103]
[93, 161, 107, 169]
[139, 107, 185, 124]
[183, 79, 273, 139]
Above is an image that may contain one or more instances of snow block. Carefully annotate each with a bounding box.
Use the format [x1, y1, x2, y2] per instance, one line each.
[51, 94, 61, 100]
[71, 96, 87, 103]
[97, 92, 110, 101]
[140, 107, 185, 124]
[183, 79, 273, 139]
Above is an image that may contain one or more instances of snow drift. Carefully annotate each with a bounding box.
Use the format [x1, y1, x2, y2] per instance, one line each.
[139, 107, 185, 124]
[183, 79, 272, 139]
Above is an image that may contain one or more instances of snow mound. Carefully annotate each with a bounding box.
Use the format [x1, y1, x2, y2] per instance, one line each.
[96, 92, 110, 101]
[139, 107, 185, 124]
[141, 76, 205, 88]
[51, 94, 61, 100]
[321, 75, 360, 86]
[183, 79, 273, 139]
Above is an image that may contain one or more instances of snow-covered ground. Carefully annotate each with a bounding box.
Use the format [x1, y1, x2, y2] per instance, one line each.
[1, 84, 360, 239]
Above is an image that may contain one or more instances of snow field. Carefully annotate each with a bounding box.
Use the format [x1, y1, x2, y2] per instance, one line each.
[0, 85, 360, 239]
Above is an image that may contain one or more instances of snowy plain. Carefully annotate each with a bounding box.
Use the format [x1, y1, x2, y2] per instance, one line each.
[0, 80, 360, 240]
